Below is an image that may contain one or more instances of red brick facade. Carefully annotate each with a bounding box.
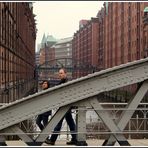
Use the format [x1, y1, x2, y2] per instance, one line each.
[143, 9, 148, 57]
[73, 2, 147, 78]
[0, 2, 36, 103]
[72, 18, 99, 78]
[39, 47, 55, 65]
[102, 2, 148, 69]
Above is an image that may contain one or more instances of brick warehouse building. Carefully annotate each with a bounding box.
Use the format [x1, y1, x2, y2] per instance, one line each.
[0, 2, 36, 103]
[99, 2, 148, 69]
[99, 2, 147, 94]
[72, 17, 99, 78]
[73, 2, 147, 79]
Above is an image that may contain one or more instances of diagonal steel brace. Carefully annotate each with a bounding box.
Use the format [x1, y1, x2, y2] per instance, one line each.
[102, 80, 148, 145]
[35, 105, 70, 143]
[90, 97, 129, 146]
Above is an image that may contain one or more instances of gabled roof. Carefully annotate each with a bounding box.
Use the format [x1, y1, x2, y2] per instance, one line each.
[55, 37, 73, 45]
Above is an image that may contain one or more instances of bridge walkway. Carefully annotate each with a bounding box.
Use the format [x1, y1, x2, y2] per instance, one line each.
[5, 139, 148, 146]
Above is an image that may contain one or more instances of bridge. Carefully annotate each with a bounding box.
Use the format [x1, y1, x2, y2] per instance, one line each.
[0, 57, 148, 146]
[36, 58, 98, 82]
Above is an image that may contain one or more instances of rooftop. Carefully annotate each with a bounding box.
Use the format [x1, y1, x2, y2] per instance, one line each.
[46, 35, 57, 42]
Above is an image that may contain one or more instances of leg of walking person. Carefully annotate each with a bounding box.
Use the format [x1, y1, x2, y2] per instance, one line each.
[36, 115, 44, 130]
[65, 110, 77, 144]
[42, 114, 50, 141]
[42, 115, 49, 127]
[45, 117, 64, 145]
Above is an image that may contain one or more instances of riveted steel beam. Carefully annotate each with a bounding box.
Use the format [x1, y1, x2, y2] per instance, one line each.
[0, 58, 148, 132]
[76, 105, 88, 146]
[3, 125, 34, 144]
[103, 80, 148, 146]
[89, 97, 130, 146]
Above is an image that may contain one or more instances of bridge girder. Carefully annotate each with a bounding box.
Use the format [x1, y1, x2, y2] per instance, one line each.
[0, 58, 148, 146]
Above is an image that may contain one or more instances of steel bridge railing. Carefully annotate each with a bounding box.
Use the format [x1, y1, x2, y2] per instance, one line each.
[0, 103, 147, 140]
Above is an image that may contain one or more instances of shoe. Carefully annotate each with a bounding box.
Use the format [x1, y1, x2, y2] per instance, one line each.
[45, 139, 55, 145]
[66, 140, 77, 145]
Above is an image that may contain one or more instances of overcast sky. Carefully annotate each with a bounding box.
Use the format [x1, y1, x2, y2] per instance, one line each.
[33, 1, 104, 49]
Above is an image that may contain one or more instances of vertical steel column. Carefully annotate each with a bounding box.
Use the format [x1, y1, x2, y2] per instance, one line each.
[0, 135, 6, 146]
[76, 106, 87, 146]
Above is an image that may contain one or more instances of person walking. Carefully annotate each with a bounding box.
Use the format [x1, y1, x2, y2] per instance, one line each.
[45, 68, 77, 145]
[36, 80, 52, 130]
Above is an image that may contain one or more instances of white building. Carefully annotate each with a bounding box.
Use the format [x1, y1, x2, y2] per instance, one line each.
[52, 37, 72, 59]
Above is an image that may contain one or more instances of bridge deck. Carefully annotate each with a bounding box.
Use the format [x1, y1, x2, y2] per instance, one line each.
[6, 139, 148, 146]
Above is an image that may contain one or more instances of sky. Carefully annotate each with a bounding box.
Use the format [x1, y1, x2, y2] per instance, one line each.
[33, 1, 104, 50]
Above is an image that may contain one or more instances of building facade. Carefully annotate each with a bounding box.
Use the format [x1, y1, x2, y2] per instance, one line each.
[52, 37, 73, 79]
[73, 2, 147, 78]
[101, 2, 148, 69]
[37, 37, 73, 84]
[53, 37, 72, 59]
[38, 34, 56, 65]
[143, 7, 148, 57]
[0, 2, 36, 103]
[72, 17, 99, 78]
[97, 8, 105, 70]
[37, 34, 56, 83]
[97, 2, 148, 95]
[79, 19, 89, 29]
[72, 2, 147, 95]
